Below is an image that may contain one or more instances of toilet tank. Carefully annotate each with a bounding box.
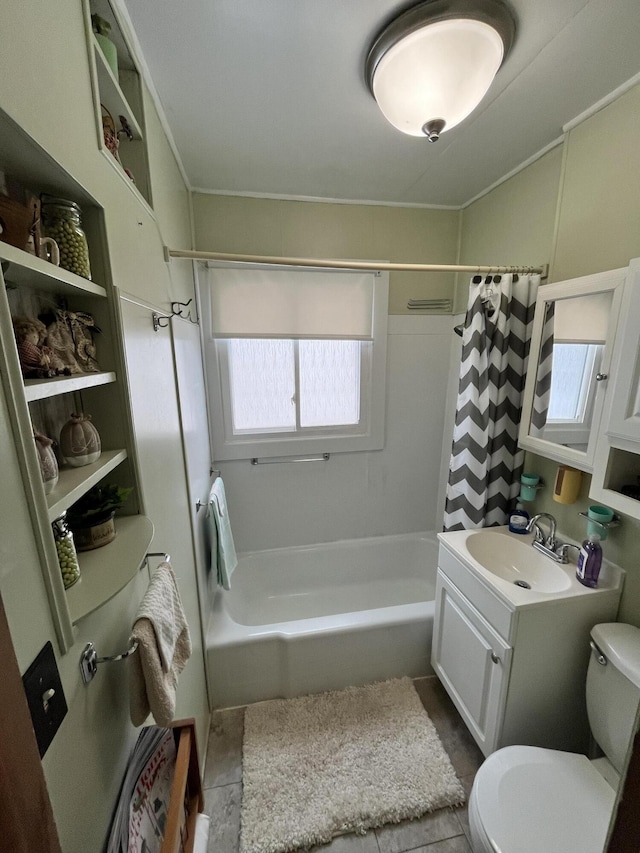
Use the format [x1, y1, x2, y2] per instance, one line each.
[587, 623, 640, 774]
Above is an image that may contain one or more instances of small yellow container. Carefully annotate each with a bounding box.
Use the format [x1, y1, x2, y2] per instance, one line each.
[552, 465, 582, 505]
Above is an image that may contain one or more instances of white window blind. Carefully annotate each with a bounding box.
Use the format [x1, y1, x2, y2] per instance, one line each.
[209, 267, 376, 339]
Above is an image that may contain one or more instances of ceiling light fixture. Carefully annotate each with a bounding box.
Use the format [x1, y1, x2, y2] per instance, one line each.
[366, 0, 516, 142]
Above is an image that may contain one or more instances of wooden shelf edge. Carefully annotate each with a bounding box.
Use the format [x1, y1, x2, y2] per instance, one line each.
[24, 371, 117, 402]
[100, 149, 155, 219]
[46, 449, 128, 521]
[67, 514, 154, 623]
[0, 241, 107, 297]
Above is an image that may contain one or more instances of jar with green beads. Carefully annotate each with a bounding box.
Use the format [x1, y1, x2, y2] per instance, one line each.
[41, 196, 92, 280]
[52, 512, 81, 589]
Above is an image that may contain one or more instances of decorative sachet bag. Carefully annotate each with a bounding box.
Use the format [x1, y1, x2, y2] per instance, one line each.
[42, 309, 101, 374]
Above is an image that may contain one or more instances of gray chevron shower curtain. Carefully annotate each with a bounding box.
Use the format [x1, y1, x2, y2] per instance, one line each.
[443, 273, 540, 531]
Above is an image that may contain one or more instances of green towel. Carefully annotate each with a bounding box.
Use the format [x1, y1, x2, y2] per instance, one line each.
[209, 477, 238, 589]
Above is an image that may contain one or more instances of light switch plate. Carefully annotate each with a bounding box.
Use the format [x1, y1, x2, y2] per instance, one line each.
[22, 641, 67, 757]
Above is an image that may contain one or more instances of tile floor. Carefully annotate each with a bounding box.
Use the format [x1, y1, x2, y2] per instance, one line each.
[202, 676, 484, 853]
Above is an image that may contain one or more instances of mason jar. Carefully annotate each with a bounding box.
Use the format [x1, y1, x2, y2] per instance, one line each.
[42, 196, 92, 280]
[52, 512, 81, 589]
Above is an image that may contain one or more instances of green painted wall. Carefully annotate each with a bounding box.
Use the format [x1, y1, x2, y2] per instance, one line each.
[192, 193, 461, 314]
[552, 86, 640, 283]
[456, 146, 563, 313]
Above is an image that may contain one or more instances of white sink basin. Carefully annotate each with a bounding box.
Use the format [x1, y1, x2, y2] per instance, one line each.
[465, 531, 573, 594]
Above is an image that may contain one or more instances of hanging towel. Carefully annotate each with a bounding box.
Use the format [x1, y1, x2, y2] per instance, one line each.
[129, 562, 192, 727]
[209, 476, 238, 590]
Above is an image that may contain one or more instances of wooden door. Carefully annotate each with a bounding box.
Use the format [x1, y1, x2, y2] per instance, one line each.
[0, 592, 61, 852]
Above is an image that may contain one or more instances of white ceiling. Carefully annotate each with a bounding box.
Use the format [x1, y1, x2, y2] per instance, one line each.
[122, 0, 640, 207]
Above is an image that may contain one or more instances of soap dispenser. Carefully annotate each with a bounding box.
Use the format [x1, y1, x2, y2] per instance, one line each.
[576, 534, 603, 588]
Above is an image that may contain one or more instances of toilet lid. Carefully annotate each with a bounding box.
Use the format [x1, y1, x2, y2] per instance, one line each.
[472, 745, 616, 853]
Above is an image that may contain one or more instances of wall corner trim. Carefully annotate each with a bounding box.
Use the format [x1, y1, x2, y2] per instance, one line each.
[562, 71, 640, 134]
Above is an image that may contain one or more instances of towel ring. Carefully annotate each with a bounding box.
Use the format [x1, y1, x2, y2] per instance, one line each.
[80, 640, 139, 685]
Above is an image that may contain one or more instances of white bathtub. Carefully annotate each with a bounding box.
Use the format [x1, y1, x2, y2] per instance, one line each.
[205, 531, 437, 708]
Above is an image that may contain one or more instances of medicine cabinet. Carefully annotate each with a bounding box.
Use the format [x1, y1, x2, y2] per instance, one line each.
[518, 267, 627, 473]
[591, 258, 640, 519]
[0, 107, 151, 653]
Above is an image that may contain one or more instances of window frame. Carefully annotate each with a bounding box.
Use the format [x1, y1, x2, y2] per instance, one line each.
[199, 265, 388, 461]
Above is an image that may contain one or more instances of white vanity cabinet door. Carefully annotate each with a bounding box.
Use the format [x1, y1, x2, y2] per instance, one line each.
[432, 571, 512, 756]
[590, 260, 640, 518]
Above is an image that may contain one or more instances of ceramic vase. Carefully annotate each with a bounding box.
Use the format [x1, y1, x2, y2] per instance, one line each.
[59, 412, 101, 467]
[33, 429, 58, 493]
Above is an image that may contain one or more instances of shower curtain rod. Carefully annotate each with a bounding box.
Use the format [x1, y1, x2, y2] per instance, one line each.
[165, 247, 547, 278]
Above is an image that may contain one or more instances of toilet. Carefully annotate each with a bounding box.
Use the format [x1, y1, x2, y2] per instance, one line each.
[468, 622, 640, 853]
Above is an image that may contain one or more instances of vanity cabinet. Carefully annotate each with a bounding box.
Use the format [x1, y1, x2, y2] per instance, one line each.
[432, 535, 622, 757]
[433, 572, 512, 754]
[591, 259, 640, 518]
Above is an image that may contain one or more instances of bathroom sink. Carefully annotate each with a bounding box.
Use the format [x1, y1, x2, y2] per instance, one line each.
[465, 531, 572, 594]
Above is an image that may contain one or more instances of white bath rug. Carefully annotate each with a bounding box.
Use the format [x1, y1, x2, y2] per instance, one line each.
[240, 677, 465, 853]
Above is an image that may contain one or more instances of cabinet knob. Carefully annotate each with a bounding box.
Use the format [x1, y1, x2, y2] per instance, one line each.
[595, 373, 608, 381]
[490, 652, 501, 664]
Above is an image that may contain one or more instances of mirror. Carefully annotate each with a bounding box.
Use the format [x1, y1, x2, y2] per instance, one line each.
[519, 269, 627, 472]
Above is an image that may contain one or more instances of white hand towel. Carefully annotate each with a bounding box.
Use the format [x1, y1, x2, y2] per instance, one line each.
[135, 562, 189, 672]
[209, 477, 238, 590]
[129, 562, 192, 727]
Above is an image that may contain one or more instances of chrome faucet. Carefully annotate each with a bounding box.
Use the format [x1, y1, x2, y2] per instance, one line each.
[526, 513, 557, 549]
[525, 513, 576, 564]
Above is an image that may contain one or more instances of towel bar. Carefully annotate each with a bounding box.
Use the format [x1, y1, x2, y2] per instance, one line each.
[143, 551, 171, 568]
[80, 640, 139, 684]
[251, 453, 330, 465]
[195, 471, 223, 512]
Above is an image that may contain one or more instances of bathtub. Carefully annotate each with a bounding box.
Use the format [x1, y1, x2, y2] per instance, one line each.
[205, 531, 437, 708]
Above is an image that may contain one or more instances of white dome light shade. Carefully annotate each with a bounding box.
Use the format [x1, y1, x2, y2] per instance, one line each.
[372, 19, 504, 137]
[366, 0, 516, 141]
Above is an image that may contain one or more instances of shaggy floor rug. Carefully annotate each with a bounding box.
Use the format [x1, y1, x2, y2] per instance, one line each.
[240, 678, 465, 853]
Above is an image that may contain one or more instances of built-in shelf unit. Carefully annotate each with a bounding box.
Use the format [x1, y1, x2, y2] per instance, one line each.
[83, 0, 153, 212]
[0, 106, 151, 652]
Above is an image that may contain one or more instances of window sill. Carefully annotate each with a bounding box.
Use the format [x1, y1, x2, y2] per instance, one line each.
[213, 430, 384, 462]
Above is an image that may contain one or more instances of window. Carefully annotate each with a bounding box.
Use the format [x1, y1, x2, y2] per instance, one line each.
[225, 338, 363, 433]
[200, 266, 388, 460]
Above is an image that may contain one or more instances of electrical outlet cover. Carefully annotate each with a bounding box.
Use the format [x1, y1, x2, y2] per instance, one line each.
[22, 641, 67, 757]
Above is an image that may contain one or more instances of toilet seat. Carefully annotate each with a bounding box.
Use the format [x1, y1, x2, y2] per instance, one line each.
[469, 745, 616, 853]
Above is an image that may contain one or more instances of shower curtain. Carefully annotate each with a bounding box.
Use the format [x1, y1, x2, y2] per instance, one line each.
[443, 273, 540, 531]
